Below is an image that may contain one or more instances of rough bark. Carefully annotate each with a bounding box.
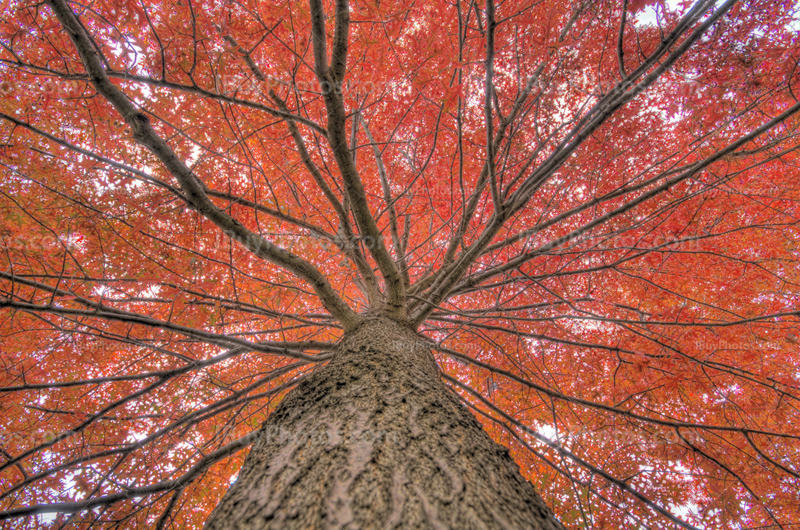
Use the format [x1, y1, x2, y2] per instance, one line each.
[205, 317, 565, 530]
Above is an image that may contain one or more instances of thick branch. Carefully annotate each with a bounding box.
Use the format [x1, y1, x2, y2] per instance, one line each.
[269, 90, 381, 302]
[308, 0, 407, 318]
[45, 0, 358, 329]
[456, 102, 800, 292]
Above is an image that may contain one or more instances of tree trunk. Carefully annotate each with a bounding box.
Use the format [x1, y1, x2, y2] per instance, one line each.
[205, 317, 565, 530]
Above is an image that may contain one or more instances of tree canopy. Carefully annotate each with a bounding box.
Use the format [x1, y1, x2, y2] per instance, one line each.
[0, 0, 799, 527]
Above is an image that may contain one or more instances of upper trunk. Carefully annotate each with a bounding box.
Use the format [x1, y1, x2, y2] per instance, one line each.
[205, 317, 565, 530]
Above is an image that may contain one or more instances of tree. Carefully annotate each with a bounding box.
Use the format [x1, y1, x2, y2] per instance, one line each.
[0, 0, 798, 527]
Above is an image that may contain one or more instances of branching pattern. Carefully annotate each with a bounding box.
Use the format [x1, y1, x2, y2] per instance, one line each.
[0, 0, 798, 528]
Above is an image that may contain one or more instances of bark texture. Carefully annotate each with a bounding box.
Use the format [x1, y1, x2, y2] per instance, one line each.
[205, 317, 565, 530]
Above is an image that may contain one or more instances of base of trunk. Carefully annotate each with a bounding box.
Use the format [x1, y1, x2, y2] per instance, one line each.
[205, 317, 564, 530]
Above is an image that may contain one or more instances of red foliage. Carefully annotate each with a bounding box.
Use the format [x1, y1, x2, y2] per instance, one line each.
[0, 0, 798, 527]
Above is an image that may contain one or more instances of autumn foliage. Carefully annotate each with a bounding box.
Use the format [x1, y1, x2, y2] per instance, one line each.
[0, 0, 799, 527]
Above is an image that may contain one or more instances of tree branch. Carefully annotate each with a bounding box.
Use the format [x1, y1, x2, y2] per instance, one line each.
[308, 0, 406, 318]
[0, 431, 259, 520]
[45, 0, 358, 329]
